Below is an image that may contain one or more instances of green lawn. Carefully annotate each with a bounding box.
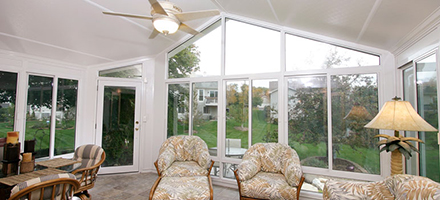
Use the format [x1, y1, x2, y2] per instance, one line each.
[0, 120, 76, 157]
[193, 109, 383, 174]
[194, 109, 277, 149]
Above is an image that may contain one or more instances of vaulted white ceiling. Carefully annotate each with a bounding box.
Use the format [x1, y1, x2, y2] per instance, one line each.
[1, 0, 440, 66]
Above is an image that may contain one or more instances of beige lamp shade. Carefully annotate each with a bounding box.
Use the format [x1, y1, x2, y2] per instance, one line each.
[364, 99, 437, 132]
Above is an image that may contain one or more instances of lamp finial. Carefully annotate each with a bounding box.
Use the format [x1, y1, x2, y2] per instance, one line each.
[392, 96, 401, 101]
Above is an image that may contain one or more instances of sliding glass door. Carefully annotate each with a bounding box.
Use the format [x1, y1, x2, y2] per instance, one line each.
[402, 53, 439, 182]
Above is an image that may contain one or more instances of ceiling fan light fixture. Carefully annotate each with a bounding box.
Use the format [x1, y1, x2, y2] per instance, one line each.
[153, 16, 179, 35]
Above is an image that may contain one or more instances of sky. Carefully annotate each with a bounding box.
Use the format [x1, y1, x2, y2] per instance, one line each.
[190, 19, 380, 80]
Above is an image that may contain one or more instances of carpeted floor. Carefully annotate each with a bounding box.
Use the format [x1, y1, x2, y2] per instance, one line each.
[89, 172, 239, 200]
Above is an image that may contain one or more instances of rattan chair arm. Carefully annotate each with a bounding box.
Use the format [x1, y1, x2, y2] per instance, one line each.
[9, 178, 80, 200]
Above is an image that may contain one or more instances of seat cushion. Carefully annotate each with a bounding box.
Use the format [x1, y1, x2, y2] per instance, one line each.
[162, 161, 208, 177]
[323, 179, 393, 200]
[240, 172, 298, 200]
[152, 176, 211, 200]
[387, 174, 440, 200]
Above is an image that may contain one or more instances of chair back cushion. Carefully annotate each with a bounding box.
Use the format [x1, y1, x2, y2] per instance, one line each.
[10, 173, 76, 200]
[238, 143, 303, 186]
[157, 135, 211, 174]
[73, 144, 104, 168]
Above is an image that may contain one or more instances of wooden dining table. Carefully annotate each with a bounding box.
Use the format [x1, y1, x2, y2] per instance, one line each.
[0, 158, 81, 200]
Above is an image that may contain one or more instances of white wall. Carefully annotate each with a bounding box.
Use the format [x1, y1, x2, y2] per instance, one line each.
[85, 56, 158, 173]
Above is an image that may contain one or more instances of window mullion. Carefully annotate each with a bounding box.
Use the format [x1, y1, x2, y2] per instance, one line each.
[49, 76, 58, 158]
[189, 81, 193, 135]
[327, 74, 333, 171]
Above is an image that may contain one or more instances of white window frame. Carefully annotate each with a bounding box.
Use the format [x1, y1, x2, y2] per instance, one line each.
[164, 15, 386, 184]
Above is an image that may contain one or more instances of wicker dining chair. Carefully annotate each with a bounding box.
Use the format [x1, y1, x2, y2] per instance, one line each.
[9, 173, 80, 200]
[71, 144, 106, 200]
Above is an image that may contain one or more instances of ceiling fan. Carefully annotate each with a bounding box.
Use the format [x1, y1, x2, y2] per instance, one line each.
[103, 0, 220, 39]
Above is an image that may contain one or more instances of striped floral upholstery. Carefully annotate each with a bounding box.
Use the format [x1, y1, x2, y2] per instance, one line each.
[157, 135, 211, 177]
[150, 135, 213, 200]
[323, 174, 440, 200]
[235, 143, 304, 200]
[241, 172, 299, 200]
[151, 176, 211, 200]
[238, 143, 303, 185]
[73, 144, 104, 169]
[10, 173, 77, 200]
[161, 161, 208, 177]
[323, 179, 392, 200]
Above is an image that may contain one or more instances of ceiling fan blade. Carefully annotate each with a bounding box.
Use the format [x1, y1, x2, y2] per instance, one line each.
[103, 11, 153, 20]
[174, 10, 220, 22]
[179, 23, 199, 35]
[149, 29, 160, 39]
[149, 0, 168, 16]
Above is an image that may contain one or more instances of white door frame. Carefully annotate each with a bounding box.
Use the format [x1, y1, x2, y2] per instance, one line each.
[96, 80, 141, 174]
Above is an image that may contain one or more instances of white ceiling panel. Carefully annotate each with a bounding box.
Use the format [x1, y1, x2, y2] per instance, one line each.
[272, 0, 375, 42]
[361, 0, 440, 50]
[213, 0, 278, 24]
[0, 34, 112, 66]
[1, 0, 440, 66]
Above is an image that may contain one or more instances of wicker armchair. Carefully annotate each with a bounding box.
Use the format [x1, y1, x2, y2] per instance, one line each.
[149, 135, 214, 200]
[234, 143, 305, 200]
[71, 144, 106, 199]
[9, 173, 80, 200]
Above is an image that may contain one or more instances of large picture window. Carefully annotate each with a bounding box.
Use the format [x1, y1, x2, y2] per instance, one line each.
[287, 76, 328, 168]
[26, 75, 54, 158]
[331, 74, 379, 174]
[192, 82, 218, 155]
[25, 75, 79, 158]
[55, 78, 78, 155]
[167, 83, 189, 137]
[166, 16, 383, 189]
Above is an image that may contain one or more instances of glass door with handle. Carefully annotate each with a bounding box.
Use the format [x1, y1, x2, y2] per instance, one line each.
[96, 80, 141, 174]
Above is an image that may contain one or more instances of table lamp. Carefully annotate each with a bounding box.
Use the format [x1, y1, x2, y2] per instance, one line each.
[364, 96, 438, 175]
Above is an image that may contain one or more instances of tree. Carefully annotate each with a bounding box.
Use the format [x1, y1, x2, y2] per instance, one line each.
[167, 44, 201, 136]
[227, 83, 249, 129]
[168, 44, 201, 78]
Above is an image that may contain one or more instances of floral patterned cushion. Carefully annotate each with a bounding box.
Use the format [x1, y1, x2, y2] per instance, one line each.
[241, 172, 298, 200]
[323, 174, 440, 200]
[161, 161, 208, 177]
[386, 174, 440, 200]
[323, 179, 393, 200]
[237, 144, 262, 182]
[157, 135, 211, 176]
[152, 176, 211, 200]
[238, 143, 303, 187]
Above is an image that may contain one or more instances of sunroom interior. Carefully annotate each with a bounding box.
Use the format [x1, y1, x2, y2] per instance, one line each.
[1, 0, 440, 199]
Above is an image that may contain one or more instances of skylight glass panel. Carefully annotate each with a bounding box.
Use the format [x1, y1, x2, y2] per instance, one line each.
[286, 34, 380, 71]
[225, 19, 280, 75]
